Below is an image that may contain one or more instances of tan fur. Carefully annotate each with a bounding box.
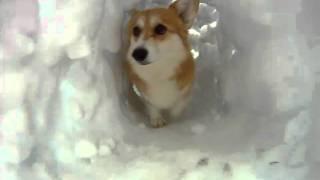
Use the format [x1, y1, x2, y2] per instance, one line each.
[172, 56, 195, 93]
[169, 0, 200, 28]
[127, 8, 189, 47]
[126, 8, 194, 95]
[125, 0, 199, 128]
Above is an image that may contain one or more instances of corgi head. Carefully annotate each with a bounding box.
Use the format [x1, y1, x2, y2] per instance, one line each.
[126, 0, 200, 66]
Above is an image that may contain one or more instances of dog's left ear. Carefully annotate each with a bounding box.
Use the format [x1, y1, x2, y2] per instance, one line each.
[169, 0, 200, 29]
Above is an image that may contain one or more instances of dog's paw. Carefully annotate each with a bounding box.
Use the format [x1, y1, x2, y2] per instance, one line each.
[150, 118, 168, 128]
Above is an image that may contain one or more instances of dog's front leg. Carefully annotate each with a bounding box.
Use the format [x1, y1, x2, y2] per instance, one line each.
[147, 104, 167, 128]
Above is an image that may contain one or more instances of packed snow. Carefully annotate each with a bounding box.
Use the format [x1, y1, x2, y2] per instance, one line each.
[0, 0, 319, 179]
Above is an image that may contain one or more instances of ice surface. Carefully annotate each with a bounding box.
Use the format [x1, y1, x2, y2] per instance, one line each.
[0, 0, 319, 179]
[98, 0, 124, 53]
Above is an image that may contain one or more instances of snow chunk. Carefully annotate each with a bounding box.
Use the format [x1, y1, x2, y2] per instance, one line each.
[66, 36, 91, 59]
[200, 25, 210, 34]
[105, 138, 116, 149]
[191, 49, 200, 59]
[0, 144, 20, 164]
[12, 32, 35, 57]
[98, 139, 116, 156]
[1, 108, 28, 136]
[74, 139, 97, 159]
[189, 28, 201, 40]
[209, 21, 218, 29]
[1, 167, 18, 180]
[56, 146, 75, 164]
[0, 72, 28, 110]
[98, 145, 112, 156]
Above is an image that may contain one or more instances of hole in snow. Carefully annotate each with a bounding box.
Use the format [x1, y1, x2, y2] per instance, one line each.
[269, 161, 280, 165]
[223, 163, 232, 175]
[197, 157, 209, 167]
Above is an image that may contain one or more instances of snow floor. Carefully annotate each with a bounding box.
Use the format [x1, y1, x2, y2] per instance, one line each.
[0, 0, 319, 179]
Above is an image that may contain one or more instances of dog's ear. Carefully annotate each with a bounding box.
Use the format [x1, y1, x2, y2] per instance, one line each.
[169, 0, 200, 29]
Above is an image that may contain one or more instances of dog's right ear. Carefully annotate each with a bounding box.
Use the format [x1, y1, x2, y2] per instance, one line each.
[169, 0, 200, 29]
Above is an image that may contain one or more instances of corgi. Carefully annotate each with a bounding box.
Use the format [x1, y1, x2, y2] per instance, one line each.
[124, 0, 200, 128]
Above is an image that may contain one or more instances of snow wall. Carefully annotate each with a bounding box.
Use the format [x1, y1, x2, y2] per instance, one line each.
[0, 0, 319, 179]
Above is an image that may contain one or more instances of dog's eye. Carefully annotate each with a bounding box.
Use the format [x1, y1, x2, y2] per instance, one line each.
[154, 24, 167, 35]
[133, 26, 141, 37]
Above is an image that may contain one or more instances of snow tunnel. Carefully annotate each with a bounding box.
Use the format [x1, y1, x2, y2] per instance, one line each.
[0, 0, 319, 179]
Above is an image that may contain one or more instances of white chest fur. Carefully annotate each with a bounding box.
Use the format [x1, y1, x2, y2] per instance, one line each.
[132, 60, 183, 109]
[145, 79, 181, 109]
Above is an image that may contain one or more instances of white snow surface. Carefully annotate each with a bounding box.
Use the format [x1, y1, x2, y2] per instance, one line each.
[0, 0, 319, 179]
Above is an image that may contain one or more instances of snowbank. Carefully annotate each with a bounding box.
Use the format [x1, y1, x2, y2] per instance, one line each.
[0, 0, 318, 179]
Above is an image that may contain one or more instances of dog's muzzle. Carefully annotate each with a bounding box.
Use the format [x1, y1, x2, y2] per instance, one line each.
[132, 47, 150, 65]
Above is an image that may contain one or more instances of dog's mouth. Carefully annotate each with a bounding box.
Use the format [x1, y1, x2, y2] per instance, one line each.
[136, 60, 152, 66]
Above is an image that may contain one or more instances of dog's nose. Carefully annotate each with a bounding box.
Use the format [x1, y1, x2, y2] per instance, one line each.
[132, 48, 148, 62]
